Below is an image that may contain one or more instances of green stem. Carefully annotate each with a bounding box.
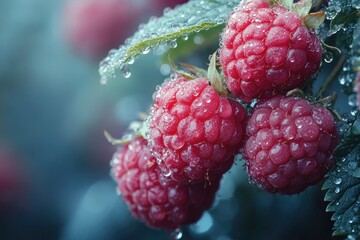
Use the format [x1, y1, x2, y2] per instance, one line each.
[317, 54, 347, 97]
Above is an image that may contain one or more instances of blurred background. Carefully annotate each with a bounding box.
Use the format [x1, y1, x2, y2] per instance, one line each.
[0, 0, 344, 239]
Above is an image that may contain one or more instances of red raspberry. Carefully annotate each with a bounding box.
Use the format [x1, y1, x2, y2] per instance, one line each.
[149, 0, 188, 15]
[62, 0, 142, 60]
[219, 0, 322, 102]
[111, 137, 220, 230]
[243, 96, 338, 194]
[148, 75, 247, 183]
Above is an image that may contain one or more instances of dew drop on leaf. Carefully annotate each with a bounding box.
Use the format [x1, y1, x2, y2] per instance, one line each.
[120, 65, 131, 78]
[169, 39, 178, 48]
[324, 51, 334, 63]
[142, 46, 151, 55]
[334, 178, 342, 185]
[193, 34, 205, 45]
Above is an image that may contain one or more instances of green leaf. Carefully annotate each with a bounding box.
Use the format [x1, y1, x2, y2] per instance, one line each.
[164, 25, 224, 64]
[329, 7, 360, 36]
[98, 0, 242, 84]
[323, 116, 360, 237]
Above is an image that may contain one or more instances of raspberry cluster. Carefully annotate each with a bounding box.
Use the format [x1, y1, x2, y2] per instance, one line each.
[111, 73, 247, 230]
[109, 0, 340, 233]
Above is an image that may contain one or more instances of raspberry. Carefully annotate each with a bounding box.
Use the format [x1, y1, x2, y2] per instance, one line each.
[243, 96, 338, 194]
[111, 137, 220, 229]
[219, 0, 322, 102]
[148, 75, 247, 183]
[62, 0, 141, 60]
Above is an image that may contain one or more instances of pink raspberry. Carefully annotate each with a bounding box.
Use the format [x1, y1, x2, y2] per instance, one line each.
[148, 75, 247, 183]
[243, 96, 338, 194]
[219, 0, 322, 102]
[62, 0, 141, 60]
[111, 137, 220, 230]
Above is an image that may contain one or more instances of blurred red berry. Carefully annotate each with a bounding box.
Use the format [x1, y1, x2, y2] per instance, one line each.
[62, 0, 144, 60]
[0, 148, 25, 209]
[149, 0, 188, 15]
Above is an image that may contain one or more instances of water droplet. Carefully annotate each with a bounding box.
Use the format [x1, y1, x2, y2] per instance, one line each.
[195, 101, 203, 107]
[160, 64, 171, 76]
[156, 157, 162, 164]
[100, 77, 108, 85]
[127, 57, 135, 65]
[120, 65, 131, 78]
[348, 94, 357, 107]
[116, 188, 121, 196]
[335, 178, 342, 185]
[164, 169, 172, 177]
[193, 34, 204, 45]
[142, 46, 151, 54]
[169, 40, 178, 48]
[170, 228, 183, 240]
[335, 187, 340, 193]
[324, 51, 333, 63]
[182, 34, 189, 41]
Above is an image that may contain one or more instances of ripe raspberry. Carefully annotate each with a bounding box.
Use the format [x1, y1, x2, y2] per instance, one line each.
[148, 75, 247, 183]
[219, 0, 322, 102]
[111, 137, 220, 230]
[243, 96, 338, 194]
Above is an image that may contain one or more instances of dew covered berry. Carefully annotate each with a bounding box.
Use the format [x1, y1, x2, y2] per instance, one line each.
[111, 137, 220, 230]
[243, 96, 338, 194]
[219, 0, 322, 102]
[148, 75, 247, 183]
